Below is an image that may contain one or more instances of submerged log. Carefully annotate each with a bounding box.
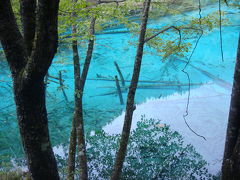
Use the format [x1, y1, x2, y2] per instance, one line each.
[114, 61, 125, 87]
[47, 79, 59, 84]
[176, 58, 232, 90]
[91, 82, 207, 97]
[115, 75, 124, 105]
[48, 75, 61, 81]
[58, 71, 69, 103]
[87, 78, 178, 84]
[98, 82, 205, 89]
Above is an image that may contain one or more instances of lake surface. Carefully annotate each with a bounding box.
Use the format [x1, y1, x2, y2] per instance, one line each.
[0, 3, 239, 164]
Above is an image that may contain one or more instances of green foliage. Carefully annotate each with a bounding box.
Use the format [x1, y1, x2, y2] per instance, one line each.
[58, 0, 136, 44]
[87, 116, 212, 179]
[131, 9, 229, 59]
[57, 0, 229, 62]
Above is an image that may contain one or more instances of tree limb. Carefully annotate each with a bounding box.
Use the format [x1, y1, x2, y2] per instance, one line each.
[20, 0, 37, 56]
[144, 26, 181, 43]
[97, 0, 126, 4]
[25, 0, 60, 79]
[80, 17, 96, 89]
[0, 0, 27, 74]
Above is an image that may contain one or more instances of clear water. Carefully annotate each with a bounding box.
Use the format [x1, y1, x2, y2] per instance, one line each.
[0, 3, 239, 162]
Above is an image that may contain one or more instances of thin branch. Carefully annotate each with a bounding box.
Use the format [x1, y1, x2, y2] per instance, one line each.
[80, 17, 96, 88]
[97, 0, 126, 4]
[144, 26, 180, 43]
[219, 0, 224, 61]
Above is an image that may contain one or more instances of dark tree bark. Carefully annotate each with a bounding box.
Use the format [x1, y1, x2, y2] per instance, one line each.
[68, 17, 96, 180]
[0, 0, 60, 179]
[67, 10, 80, 179]
[221, 35, 240, 180]
[110, 0, 151, 179]
[20, 0, 36, 56]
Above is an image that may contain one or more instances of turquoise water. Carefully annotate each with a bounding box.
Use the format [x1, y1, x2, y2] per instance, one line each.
[0, 4, 239, 162]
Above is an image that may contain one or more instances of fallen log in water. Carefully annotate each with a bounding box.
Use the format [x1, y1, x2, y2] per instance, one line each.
[176, 58, 232, 90]
[47, 79, 59, 84]
[98, 82, 206, 89]
[114, 61, 125, 87]
[48, 75, 61, 81]
[115, 76, 124, 105]
[91, 82, 208, 97]
[191, 65, 232, 90]
[87, 78, 178, 84]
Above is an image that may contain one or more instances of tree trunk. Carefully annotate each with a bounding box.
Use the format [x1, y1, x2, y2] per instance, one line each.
[67, 19, 80, 180]
[68, 17, 96, 180]
[0, 0, 60, 179]
[76, 17, 96, 180]
[13, 73, 59, 179]
[68, 115, 77, 180]
[110, 0, 151, 179]
[221, 35, 240, 179]
[20, 0, 36, 56]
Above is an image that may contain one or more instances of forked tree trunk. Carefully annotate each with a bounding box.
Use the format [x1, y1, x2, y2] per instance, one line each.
[68, 17, 96, 180]
[110, 0, 151, 179]
[0, 0, 60, 179]
[221, 35, 240, 180]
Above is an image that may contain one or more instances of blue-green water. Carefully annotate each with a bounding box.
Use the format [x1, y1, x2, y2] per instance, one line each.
[0, 4, 239, 162]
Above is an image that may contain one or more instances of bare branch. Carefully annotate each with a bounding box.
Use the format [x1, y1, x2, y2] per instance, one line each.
[80, 17, 96, 87]
[97, 0, 126, 4]
[144, 26, 181, 43]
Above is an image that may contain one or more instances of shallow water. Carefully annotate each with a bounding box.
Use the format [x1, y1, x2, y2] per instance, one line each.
[0, 3, 239, 163]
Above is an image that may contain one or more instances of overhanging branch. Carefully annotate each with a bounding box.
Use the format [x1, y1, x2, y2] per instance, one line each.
[144, 26, 181, 43]
[97, 0, 126, 4]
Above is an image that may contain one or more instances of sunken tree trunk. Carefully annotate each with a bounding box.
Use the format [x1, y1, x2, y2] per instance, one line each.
[110, 0, 151, 179]
[0, 0, 60, 179]
[221, 35, 240, 179]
